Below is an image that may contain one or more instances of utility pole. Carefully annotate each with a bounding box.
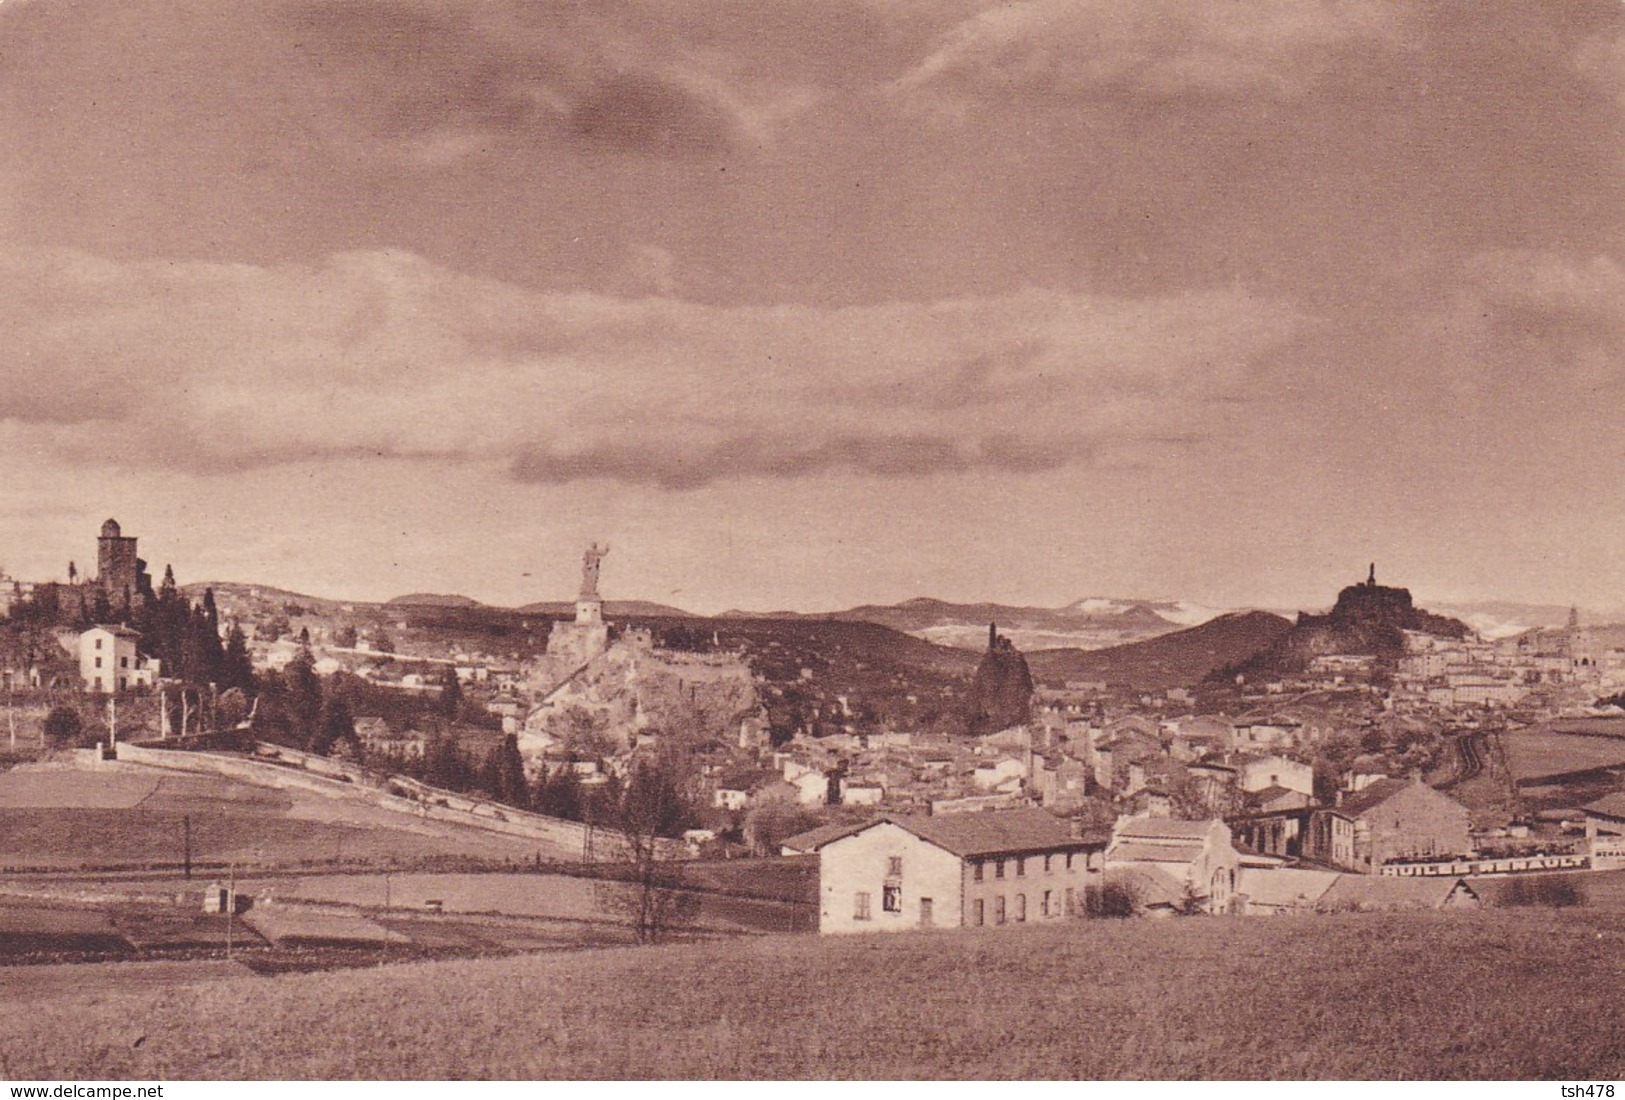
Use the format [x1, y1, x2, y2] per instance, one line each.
[183, 814, 192, 880]
[225, 861, 235, 960]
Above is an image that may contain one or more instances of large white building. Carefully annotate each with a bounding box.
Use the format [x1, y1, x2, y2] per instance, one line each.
[787, 808, 1109, 934]
[78, 625, 159, 694]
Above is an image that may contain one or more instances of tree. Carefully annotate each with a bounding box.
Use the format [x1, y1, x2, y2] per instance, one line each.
[220, 624, 255, 694]
[282, 646, 323, 746]
[595, 754, 702, 943]
[370, 630, 395, 655]
[313, 693, 355, 756]
[533, 765, 584, 821]
[42, 706, 82, 745]
[333, 624, 358, 648]
[217, 687, 250, 729]
[487, 734, 526, 802]
[439, 665, 463, 719]
[742, 801, 823, 857]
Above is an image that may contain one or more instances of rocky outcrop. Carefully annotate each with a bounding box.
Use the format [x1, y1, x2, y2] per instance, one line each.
[1225, 576, 1469, 680]
[966, 623, 1034, 735]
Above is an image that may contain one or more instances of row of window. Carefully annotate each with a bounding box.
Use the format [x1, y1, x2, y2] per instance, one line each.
[971, 888, 1074, 925]
[90, 656, 131, 669]
[971, 851, 1092, 882]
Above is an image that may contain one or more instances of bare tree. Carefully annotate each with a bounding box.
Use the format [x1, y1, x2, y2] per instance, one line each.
[594, 756, 701, 943]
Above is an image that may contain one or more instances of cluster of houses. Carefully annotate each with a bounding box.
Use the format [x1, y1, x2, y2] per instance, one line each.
[1280, 624, 1625, 708]
[784, 792, 1484, 934]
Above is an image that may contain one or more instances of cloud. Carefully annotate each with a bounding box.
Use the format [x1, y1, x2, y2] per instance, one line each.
[278, 0, 759, 164]
[895, 0, 1410, 105]
[1575, 27, 1625, 109]
[0, 245, 1309, 487]
[1442, 250, 1625, 390]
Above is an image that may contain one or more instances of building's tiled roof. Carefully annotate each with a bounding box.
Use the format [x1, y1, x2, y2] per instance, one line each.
[779, 820, 869, 853]
[1114, 817, 1215, 840]
[793, 808, 1110, 858]
[1237, 867, 1339, 908]
[1318, 875, 1475, 911]
[900, 808, 1106, 857]
[1107, 840, 1205, 863]
[1583, 793, 1625, 820]
[1335, 777, 1414, 816]
[88, 624, 142, 638]
[1108, 865, 1185, 908]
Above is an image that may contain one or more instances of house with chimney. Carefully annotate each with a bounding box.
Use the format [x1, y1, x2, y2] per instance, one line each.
[77, 625, 160, 694]
[786, 808, 1109, 933]
[1334, 775, 1471, 871]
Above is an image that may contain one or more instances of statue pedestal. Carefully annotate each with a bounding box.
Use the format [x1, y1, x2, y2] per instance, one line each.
[575, 598, 603, 624]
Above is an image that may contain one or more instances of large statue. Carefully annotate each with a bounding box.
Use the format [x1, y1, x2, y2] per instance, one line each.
[580, 542, 609, 600]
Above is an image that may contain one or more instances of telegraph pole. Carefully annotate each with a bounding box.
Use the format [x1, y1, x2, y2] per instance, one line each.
[225, 861, 235, 960]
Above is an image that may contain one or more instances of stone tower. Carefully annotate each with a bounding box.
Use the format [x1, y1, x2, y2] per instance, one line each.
[96, 518, 151, 612]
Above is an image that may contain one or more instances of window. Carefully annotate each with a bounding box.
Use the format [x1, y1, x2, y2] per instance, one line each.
[854, 892, 871, 921]
[120, 656, 129, 669]
[95, 638, 102, 650]
[994, 896, 1006, 924]
[1043, 854, 1052, 873]
[919, 897, 933, 926]
[995, 860, 1005, 879]
[1064, 887, 1075, 916]
[973, 861, 984, 883]
[1066, 852, 1075, 871]
[973, 899, 984, 926]
[1043, 890, 1053, 917]
[1016, 858, 1026, 878]
[118, 677, 127, 691]
[1015, 893, 1026, 922]
[882, 884, 902, 913]
[887, 856, 903, 877]
[94, 657, 102, 669]
[94, 677, 103, 691]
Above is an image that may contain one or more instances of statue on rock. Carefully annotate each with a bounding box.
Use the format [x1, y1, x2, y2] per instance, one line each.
[581, 542, 609, 601]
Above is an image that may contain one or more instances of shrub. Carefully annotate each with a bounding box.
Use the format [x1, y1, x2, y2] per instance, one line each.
[1083, 877, 1141, 918]
[42, 706, 83, 745]
[1497, 874, 1587, 908]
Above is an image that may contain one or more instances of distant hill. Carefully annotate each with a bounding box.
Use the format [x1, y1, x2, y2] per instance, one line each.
[181, 581, 354, 614]
[1027, 611, 1294, 691]
[515, 600, 695, 618]
[387, 593, 485, 609]
[721, 595, 1232, 654]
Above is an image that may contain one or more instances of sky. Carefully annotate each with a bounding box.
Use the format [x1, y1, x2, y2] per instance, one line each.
[2, 0, 1624, 615]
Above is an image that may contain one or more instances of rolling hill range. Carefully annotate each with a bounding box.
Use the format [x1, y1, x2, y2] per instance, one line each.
[1026, 611, 1293, 691]
[722, 595, 1229, 653]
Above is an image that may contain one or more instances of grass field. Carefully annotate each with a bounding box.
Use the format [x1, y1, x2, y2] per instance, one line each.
[0, 763, 564, 870]
[235, 870, 810, 933]
[0, 909, 1619, 1080]
[1473, 868, 1625, 909]
[1502, 725, 1625, 784]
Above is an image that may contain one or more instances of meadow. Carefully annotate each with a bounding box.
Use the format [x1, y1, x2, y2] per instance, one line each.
[1502, 722, 1625, 786]
[0, 764, 555, 870]
[0, 909, 1619, 1080]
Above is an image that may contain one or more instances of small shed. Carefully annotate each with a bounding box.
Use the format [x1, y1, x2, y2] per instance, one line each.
[201, 881, 233, 914]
